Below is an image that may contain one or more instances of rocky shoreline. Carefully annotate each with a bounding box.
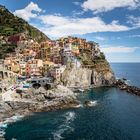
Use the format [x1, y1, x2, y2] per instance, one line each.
[1, 79, 140, 139]
[115, 79, 140, 96]
[1, 79, 140, 122]
[0, 85, 80, 139]
[0, 83, 115, 124]
[0, 97, 79, 122]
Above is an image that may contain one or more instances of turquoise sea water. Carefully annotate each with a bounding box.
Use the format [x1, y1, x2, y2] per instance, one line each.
[4, 63, 140, 140]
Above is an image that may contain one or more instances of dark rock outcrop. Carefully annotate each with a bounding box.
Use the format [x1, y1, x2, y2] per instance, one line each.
[115, 79, 140, 96]
[84, 100, 97, 107]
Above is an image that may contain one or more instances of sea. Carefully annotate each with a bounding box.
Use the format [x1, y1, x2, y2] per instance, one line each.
[2, 63, 140, 140]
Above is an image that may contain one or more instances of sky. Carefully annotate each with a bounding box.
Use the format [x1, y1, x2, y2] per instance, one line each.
[0, 0, 140, 62]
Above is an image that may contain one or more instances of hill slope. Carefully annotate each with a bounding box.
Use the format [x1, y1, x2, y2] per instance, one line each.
[0, 5, 49, 41]
[0, 5, 49, 58]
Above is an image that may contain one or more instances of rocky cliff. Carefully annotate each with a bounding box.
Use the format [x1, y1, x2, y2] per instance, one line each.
[62, 66, 115, 88]
[62, 53, 115, 88]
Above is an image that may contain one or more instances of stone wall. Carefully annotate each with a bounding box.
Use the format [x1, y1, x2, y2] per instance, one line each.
[0, 68, 17, 93]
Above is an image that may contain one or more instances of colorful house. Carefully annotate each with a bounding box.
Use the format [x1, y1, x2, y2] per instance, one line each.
[50, 65, 66, 81]
[11, 61, 20, 73]
[51, 45, 62, 64]
[19, 61, 27, 76]
[26, 59, 43, 77]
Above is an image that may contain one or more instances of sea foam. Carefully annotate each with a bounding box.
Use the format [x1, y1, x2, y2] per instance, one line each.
[90, 100, 98, 106]
[0, 115, 23, 138]
[52, 111, 75, 140]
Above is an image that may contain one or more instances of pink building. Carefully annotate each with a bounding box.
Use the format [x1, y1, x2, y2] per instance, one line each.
[26, 59, 43, 77]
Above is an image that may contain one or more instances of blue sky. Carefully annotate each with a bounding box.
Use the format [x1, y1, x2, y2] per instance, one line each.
[1, 0, 140, 62]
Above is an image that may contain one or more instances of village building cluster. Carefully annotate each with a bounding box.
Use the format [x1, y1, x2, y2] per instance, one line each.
[1, 34, 101, 82]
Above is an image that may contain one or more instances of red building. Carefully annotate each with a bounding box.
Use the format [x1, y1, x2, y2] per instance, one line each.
[8, 35, 21, 44]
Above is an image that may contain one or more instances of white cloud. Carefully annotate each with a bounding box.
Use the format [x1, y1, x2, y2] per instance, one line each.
[127, 15, 140, 27]
[72, 10, 85, 17]
[13, 2, 135, 38]
[14, 1, 42, 21]
[81, 0, 140, 13]
[73, 2, 81, 6]
[101, 46, 138, 53]
[39, 15, 70, 26]
[129, 34, 140, 38]
[94, 36, 107, 41]
[38, 15, 130, 37]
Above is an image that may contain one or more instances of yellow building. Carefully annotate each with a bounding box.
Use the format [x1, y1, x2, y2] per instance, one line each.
[11, 61, 20, 73]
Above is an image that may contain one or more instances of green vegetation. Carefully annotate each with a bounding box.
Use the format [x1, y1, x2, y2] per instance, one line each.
[0, 43, 17, 58]
[0, 6, 49, 58]
[78, 48, 110, 72]
[79, 49, 106, 65]
[0, 7, 49, 41]
[96, 52, 106, 60]
[79, 49, 94, 65]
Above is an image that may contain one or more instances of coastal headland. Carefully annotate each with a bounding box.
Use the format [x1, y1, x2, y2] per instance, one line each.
[1, 5, 140, 139]
[0, 5, 115, 123]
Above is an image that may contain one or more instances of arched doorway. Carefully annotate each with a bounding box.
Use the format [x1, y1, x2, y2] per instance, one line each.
[44, 83, 51, 90]
[32, 83, 41, 89]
